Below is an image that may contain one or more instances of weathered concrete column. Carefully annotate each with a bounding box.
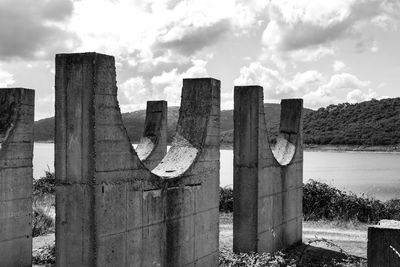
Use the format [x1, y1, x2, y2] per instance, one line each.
[368, 221, 400, 267]
[153, 78, 220, 266]
[136, 100, 167, 170]
[55, 52, 220, 267]
[55, 53, 166, 266]
[0, 88, 34, 266]
[233, 86, 303, 253]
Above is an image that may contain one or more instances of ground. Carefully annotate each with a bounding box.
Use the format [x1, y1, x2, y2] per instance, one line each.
[33, 213, 369, 266]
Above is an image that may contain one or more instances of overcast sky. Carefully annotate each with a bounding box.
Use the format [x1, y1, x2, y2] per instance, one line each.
[1, 0, 399, 120]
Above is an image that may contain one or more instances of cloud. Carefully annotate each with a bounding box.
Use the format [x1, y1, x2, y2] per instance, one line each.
[261, 0, 400, 62]
[0, 0, 79, 60]
[347, 89, 378, 103]
[118, 59, 208, 112]
[235, 61, 379, 108]
[70, 0, 267, 69]
[155, 18, 231, 55]
[333, 60, 347, 72]
[35, 93, 55, 120]
[0, 66, 15, 87]
[290, 46, 334, 62]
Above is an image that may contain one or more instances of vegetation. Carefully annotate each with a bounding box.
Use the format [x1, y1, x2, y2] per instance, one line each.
[219, 242, 367, 267]
[32, 208, 54, 237]
[304, 98, 400, 146]
[303, 180, 400, 223]
[32, 243, 55, 265]
[34, 98, 400, 147]
[33, 170, 55, 196]
[220, 180, 400, 224]
[32, 171, 55, 238]
[219, 248, 297, 267]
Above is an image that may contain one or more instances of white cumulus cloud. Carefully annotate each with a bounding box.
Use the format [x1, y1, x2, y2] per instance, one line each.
[235, 61, 379, 108]
[333, 60, 347, 72]
[0, 67, 15, 87]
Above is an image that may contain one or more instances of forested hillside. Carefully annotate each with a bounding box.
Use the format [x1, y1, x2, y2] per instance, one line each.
[34, 98, 400, 147]
[304, 98, 400, 146]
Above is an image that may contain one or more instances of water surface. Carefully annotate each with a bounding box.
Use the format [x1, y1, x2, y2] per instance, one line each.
[34, 143, 400, 201]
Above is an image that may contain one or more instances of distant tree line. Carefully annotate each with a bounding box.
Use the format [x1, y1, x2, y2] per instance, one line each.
[34, 98, 400, 147]
[304, 98, 400, 146]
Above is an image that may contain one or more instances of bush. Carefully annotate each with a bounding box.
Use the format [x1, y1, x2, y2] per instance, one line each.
[219, 180, 400, 223]
[32, 207, 55, 237]
[303, 180, 400, 223]
[32, 243, 55, 265]
[219, 186, 233, 213]
[33, 170, 55, 197]
[32, 171, 55, 237]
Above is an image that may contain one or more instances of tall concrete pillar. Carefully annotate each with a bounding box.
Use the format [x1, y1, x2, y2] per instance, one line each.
[233, 86, 303, 253]
[153, 78, 220, 266]
[136, 100, 167, 170]
[55, 53, 166, 266]
[0, 88, 34, 266]
[55, 52, 220, 266]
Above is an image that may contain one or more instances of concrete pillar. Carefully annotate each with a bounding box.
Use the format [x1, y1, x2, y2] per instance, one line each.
[0, 88, 34, 267]
[153, 78, 220, 266]
[136, 100, 167, 170]
[55, 52, 220, 266]
[55, 53, 166, 267]
[368, 221, 400, 267]
[233, 86, 303, 254]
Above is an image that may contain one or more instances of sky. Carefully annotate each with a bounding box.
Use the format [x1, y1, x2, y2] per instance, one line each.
[0, 0, 399, 120]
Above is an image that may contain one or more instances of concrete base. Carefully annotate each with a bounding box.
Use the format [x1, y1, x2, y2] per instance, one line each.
[368, 221, 400, 267]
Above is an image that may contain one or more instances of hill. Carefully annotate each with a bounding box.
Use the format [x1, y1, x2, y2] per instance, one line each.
[304, 98, 400, 146]
[34, 98, 400, 147]
[34, 107, 181, 143]
[33, 104, 286, 143]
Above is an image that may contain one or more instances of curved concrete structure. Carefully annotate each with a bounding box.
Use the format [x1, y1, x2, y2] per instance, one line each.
[55, 53, 220, 266]
[136, 100, 167, 170]
[0, 88, 34, 266]
[233, 86, 303, 253]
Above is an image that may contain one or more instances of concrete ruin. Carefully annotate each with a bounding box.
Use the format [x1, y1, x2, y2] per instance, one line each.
[233, 86, 303, 253]
[136, 100, 168, 170]
[55, 52, 220, 266]
[0, 88, 34, 266]
[368, 220, 400, 267]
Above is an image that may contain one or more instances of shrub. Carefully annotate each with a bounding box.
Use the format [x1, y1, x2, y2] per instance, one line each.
[32, 243, 55, 265]
[32, 207, 55, 237]
[33, 170, 55, 197]
[219, 180, 400, 223]
[219, 186, 233, 213]
[303, 180, 399, 223]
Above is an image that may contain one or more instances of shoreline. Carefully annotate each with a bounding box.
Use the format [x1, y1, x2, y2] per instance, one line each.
[220, 143, 400, 153]
[35, 141, 400, 153]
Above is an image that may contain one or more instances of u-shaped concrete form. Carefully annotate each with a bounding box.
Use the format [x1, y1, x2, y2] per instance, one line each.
[136, 100, 167, 170]
[0, 88, 34, 266]
[233, 86, 303, 253]
[55, 52, 220, 266]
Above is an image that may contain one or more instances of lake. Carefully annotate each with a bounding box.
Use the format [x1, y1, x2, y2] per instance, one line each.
[33, 143, 400, 201]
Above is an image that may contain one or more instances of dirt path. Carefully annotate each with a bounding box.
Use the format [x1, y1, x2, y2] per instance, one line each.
[33, 216, 369, 265]
[219, 214, 368, 258]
